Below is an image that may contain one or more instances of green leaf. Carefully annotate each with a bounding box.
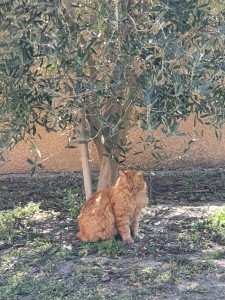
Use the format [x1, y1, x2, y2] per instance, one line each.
[152, 152, 162, 160]
[133, 151, 143, 155]
[65, 145, 77, 148]
[27, 158, 35, 165]
[184, 146, 190, 154]
[31, 166, 36, 176]
[188, 139, 195, 145]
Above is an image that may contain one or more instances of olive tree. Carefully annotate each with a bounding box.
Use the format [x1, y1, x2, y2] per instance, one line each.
[1, 0, 225, 198]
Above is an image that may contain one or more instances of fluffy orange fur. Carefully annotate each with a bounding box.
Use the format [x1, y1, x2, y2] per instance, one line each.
[76, 170, 148, 243]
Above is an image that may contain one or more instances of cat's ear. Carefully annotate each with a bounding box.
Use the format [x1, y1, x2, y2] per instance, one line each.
[136, 170, 143, 176]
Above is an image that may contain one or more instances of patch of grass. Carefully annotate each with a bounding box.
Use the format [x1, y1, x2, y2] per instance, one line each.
[175, 260, 216, 282]
[71, 287, 132, 300]
[0, 210, 16, 242]
[211, 231, 225, 245]
[0, 202, 40, 242]
[209, 250, 225, 259]
[209, 205, 225, 228]
[0, 274, 73, 300]
[0, 254, 134, 300]
[185, 284, 208, 294]
[61, 189, 84, 218]
[25, 239, 57, 255]
[141, 266, 154, 275]
[141, 242, 157, 255]
[218, 192, 225, 199]
[190, 206, 225, 246]
[13, 202, 41, 218]
[192, 220, 212, 231]
[157, 270, 172, 283]
[77, 238, 127, 258]
[127, 266, 174, 286]
[2, 241, 59, 268]
[183, 178, 197, 193]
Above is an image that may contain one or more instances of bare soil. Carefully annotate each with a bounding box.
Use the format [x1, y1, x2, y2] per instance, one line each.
[0, 167, 225, 300]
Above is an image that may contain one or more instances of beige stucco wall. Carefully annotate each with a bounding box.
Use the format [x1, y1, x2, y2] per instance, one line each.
[1, 116, 225, 174]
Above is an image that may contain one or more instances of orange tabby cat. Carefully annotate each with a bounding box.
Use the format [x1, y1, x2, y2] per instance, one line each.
[76, 170, 148, 243]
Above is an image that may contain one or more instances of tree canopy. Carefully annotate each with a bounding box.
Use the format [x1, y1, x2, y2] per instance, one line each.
[1, 0, 225, 188]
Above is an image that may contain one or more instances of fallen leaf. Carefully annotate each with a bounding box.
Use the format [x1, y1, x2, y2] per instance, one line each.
[131, 282, 142, 287]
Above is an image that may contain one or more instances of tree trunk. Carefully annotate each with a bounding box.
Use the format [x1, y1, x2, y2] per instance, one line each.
[97, 154, 119, 190]
[88, 98, 134, 190]
[79, 142, 93, 200]
[93, 110, 133, 190]
[60, 3, 93, 200]
[77, 110, 93, 200]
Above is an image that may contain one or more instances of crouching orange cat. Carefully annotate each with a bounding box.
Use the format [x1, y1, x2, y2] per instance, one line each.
[76, 170, 148, 244]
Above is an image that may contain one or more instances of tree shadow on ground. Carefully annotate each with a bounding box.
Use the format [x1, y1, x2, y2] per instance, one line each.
[1, 168, 225, 299]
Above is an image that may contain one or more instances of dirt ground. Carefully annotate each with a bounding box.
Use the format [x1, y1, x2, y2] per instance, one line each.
[0, 167, 225, 299]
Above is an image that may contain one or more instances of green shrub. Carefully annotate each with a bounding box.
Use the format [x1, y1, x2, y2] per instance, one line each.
[0, 202, 40, 242]
[62, 189, 84, 218]
[209, 205, 225, 228]
[0, 211, 15, 242]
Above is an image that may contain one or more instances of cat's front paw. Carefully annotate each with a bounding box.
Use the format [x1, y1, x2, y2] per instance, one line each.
[132, 233, 138, 240]
[124, 238, 134, 244]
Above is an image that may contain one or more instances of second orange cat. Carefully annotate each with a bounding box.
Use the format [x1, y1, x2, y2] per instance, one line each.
[76, 170, 148, 243]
